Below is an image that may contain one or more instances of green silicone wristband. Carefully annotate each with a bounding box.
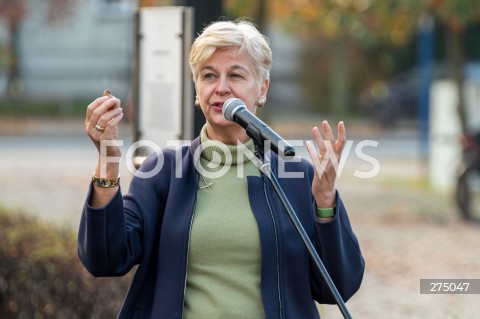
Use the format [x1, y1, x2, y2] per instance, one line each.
[316, 207, 335, 218]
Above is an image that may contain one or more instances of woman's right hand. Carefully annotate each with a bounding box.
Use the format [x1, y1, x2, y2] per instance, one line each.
[86, 90, 124, 207]
[85, 89, 123, 156]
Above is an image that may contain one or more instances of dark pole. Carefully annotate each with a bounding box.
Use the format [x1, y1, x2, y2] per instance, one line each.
[417, 13, 435, 160]
[176, 0, 223, 137]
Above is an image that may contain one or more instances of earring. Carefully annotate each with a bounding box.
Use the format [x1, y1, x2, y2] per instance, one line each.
[255, 96, 266, 108]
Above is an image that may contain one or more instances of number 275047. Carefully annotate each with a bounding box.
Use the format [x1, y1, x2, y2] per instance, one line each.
[430, 282, 469, 292]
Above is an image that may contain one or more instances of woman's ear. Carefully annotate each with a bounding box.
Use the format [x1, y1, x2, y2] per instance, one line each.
[260, 79, 269, 97]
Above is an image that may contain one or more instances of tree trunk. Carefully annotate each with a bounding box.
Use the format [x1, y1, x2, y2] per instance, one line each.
[255, 0, 266, 32]
[329, 37, 349, 121]
[6, 21, 22, 99]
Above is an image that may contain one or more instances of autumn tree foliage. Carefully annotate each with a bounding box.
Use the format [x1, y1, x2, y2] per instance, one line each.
[226, 0, 480, 130]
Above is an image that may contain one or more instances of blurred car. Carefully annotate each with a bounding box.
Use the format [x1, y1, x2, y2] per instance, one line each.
[360, 62, 480, 126]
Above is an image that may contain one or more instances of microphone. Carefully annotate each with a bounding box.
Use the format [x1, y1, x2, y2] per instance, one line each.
[223, 98, 295, 157]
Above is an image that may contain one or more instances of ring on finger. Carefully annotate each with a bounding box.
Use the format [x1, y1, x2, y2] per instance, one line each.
[95, 124, 105, 132]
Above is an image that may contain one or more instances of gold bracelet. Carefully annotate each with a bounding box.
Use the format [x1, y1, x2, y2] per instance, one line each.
[92, 172, 120, 188]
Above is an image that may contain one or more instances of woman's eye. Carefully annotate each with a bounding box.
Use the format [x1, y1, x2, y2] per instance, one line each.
[231, 73, 243, 79]
[203, 73, 215, 79]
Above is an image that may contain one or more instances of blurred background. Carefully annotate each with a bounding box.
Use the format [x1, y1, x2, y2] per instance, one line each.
[1, 0, 479, 318]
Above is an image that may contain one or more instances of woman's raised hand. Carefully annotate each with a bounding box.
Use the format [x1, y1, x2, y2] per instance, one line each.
[305, 121, 346, 209]
[86, 90, 123, 206]
[85, 89, 123, 156]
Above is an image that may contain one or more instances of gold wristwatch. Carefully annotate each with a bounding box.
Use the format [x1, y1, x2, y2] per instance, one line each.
[92, 173, 120, 188]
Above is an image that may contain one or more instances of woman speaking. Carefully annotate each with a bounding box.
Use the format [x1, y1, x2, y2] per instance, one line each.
[78, 19, 364, 319]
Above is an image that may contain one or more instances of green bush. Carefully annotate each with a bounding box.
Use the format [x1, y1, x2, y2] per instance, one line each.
[0, 207, 132, 319]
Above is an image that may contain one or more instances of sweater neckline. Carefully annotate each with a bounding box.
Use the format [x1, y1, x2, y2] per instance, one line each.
[200, 125, 256, 165]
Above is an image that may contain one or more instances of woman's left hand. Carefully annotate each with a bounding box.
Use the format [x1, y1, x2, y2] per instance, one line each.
[306, 120, 346, 208]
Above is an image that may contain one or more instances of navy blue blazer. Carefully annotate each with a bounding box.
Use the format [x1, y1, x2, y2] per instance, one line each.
[78, 137, 364, 318]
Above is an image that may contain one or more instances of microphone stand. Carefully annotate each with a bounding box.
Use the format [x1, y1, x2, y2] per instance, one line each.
[252, 144, 353, 319]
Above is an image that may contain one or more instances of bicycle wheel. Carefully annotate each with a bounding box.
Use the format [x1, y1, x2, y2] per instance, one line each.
[456, 165, 480, 222]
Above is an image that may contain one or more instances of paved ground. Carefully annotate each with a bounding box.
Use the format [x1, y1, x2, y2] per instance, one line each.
[1, 116, 479, 318]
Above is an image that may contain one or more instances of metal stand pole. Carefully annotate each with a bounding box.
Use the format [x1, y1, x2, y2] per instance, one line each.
[254, 149, 353, 319]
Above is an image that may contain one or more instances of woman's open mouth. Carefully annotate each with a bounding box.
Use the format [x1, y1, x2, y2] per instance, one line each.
[211, 102, 224, 112]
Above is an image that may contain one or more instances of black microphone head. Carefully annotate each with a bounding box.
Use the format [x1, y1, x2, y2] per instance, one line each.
[223, 98, 246, 122]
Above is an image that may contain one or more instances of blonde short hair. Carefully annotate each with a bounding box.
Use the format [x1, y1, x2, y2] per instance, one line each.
[189, 19, 272, 85]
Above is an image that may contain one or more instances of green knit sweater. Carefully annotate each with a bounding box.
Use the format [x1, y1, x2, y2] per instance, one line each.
[183, 126, 265, 319]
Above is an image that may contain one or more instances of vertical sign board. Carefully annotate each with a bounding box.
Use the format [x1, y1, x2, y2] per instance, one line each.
[137, 7, 194, 153]
[429, 80, 480, 190]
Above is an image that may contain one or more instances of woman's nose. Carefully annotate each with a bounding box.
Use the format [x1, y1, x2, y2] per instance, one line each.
[215, 76, 231, 96]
